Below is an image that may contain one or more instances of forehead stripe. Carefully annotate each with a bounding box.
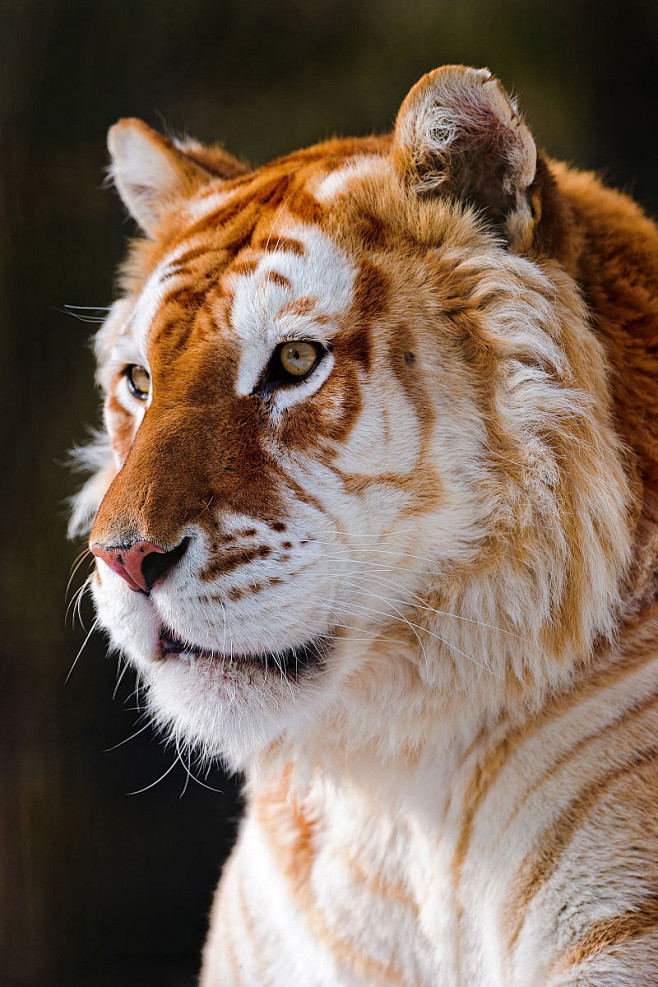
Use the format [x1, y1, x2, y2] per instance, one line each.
[231, 224, 356, 339]
[265, 271, 292, 290]
[255, 236, 306, 257]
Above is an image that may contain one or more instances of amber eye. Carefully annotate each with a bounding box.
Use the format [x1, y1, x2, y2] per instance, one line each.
[124, 364, 151, 400]
[277, 341, 322, 379]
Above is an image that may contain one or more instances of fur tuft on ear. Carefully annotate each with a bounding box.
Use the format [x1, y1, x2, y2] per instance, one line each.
[174, 137, 248, 182]
[392, 65, 537, 249]
[107, 119, 244, 236]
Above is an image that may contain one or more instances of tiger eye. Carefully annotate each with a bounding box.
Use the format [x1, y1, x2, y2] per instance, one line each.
[125, 364, 151, 400]
[278, 341, 321, 378]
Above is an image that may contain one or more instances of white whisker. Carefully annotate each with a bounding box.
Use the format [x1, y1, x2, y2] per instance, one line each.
[112, 657, 132, 700]
[338, 579, 431, 675]
[312, 565, 527, 643]
[127, 755, 179, 796]
[105, 721, 151, 752]
[65, 617, 100, 683]
[335, 589, 503, 680]
[178, 740, 191, 799]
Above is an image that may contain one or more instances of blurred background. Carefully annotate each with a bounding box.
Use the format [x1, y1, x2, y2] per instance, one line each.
[1, 0, 657, 983]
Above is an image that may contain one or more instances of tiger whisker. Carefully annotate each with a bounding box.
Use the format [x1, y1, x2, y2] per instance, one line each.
[178, 739, 191, 799]
[126, 753, 179, 796]
[325, 568, 530, 643]
[62, 303, 112, 311]
[313, 540, 445, 568]
[337, 579, 431, 675]
[66, 545, 93, 590]
[65, 616, 100, 683]
[332, 590, 502, 680]
[59, 304, 110, 324]
[320, 551, 445, 578]
[66, 573, 93, 629]
[312, 565, 528, 642]
[264, 195, 293, 255]
[104, 720, 151, 752]
[175, 743, 225, 795]
[112, 656, 132, 700]
[74, 583, 90, 630]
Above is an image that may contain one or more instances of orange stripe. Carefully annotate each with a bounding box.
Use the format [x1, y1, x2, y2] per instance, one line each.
[456, 602, 658, 874]
[255, 235, 306, 257]
[341, 847, 419, 918]
[451, 730, 513, 977]
[256, 777, 412, 985]
[497, 687, 658, 845]
[264, 269, 292, 290]
[503, 740, 658, 952]
[556, 893, 658, 971]
[451, 615, 658, 963]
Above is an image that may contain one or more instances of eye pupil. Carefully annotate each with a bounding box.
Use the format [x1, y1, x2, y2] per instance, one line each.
[126, 364, 150, 399]
[278, 341, 320, 378]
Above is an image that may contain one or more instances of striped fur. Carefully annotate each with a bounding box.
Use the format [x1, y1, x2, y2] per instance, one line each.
[73, 67, 658, 984]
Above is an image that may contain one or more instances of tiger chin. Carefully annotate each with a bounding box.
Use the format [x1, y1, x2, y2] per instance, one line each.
[71, 65, 658, 985]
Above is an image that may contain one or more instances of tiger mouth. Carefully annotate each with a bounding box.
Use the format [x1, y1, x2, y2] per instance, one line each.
[158, 626, 330, 676]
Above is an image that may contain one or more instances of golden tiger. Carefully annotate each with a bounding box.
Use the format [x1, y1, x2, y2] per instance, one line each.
[71, 66, 658, 985]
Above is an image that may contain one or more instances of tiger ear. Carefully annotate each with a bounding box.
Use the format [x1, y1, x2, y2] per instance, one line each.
[107, 118, 244, 236]
[392, 66, 537, 250]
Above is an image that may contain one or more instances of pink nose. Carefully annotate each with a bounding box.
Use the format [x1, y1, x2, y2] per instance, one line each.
[91, 540, 168, 593]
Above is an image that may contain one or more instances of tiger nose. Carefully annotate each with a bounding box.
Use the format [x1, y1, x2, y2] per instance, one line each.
[91, 538, 189, 593]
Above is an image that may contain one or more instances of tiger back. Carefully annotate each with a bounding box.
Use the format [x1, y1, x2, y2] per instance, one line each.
[73, 66, 658, 985]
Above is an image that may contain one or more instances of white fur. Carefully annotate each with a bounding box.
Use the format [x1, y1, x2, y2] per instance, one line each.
[315, 156, 383, 204]
[232, 222, 356, 409]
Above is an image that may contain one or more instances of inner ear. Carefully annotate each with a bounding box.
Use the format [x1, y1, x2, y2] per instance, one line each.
[392, 65, 537, 250]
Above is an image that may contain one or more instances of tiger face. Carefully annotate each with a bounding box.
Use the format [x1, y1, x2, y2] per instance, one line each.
[75, 67, 632, 771]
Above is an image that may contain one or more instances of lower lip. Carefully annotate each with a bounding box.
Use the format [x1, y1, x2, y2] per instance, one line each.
[157, 628, 330, 675]
[159, 630, 198, 658]
[158, 629, 238, 662]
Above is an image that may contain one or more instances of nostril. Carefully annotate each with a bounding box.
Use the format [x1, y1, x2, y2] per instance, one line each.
[141, 538, 190, 591]
[91, 537, 190, 593]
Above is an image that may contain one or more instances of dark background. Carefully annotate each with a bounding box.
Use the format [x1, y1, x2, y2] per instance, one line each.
[2, 0, 657, 984]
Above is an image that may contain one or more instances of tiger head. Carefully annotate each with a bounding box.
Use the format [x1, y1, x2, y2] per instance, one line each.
[73, 67, 633, 771]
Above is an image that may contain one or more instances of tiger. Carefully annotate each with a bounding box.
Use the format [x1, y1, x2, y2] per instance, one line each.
[70, 65, 658, 985]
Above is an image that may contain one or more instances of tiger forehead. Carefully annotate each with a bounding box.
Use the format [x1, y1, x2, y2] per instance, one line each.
[123, 138, 458, 390]
[131, 199, 372, 399]
[136, 221, 357, 353]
